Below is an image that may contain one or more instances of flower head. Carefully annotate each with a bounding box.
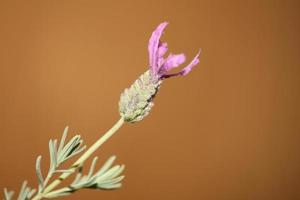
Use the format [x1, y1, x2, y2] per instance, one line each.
[119, 22, 201, 123]
[148, 22, 201, 79]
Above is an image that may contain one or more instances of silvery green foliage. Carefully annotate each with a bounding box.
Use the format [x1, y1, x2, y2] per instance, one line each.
[2, 127, 125, 199]
[3, 181, 36, 200]
[119, 70, 161, 123]
[43, 156, 125, 198]
[35, 126, 86, 193]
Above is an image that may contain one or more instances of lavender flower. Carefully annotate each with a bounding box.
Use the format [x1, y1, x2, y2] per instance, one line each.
[148, 22, 201, 79]
[119, 22, 201, 123]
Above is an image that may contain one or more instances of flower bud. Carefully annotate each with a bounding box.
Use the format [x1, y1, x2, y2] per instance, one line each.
[119, 70, 161, 123]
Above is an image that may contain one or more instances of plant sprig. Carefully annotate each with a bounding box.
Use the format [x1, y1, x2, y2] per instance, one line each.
[43, 156, 125, 198]
[2, 127, 125, 200]
[35, 126, 86, 193]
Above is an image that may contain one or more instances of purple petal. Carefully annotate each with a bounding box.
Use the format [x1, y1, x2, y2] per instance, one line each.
[180, 50, 201, 75]
[161, 50, 201, 79]
[158, 42, 168, 58]
[148, 22, 168, 74]
[159, 53, 186, 74]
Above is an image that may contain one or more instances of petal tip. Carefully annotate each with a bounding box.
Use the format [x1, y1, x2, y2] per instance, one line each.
[180, 50, 201, 76]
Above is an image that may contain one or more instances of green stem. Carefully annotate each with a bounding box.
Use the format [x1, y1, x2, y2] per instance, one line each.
[32, 117, 125, 200]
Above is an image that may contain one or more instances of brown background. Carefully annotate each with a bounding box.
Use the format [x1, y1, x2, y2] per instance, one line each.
[0, 0, 299, 200]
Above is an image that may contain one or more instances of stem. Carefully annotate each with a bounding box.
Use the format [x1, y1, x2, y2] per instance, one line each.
[32, 117, 125, 200]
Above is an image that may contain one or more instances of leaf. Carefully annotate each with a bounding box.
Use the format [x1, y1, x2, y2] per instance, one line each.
[35, 156, 44, 192]
[49, 139, 58, 170]
[27, 189, 36, 199]
[62, 142, 86, 162]
[95, 165, 123, 184]
[3, 188, 14, 200]
[61, 136, 81, 158]
[88, 157, 98, 178]
[57, 126, 69, 156]
[17, 181, 28, 200]
[99, 183, 122, 190]
[57, 135, 86, 164]
[100, 175, 125, 185]
[95, 156, 116, 177]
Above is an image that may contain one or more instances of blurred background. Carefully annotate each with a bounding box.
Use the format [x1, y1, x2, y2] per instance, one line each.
[0, 0, 299, 199]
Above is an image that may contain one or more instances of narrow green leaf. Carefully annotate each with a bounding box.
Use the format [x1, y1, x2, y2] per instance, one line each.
[57, 126, 69, 156]
[88, 157, 98, 178]
[49, 139, 58, 170]
[95, 156, 116, 177]
[3, 188, 14, 200]
[35, 156, 44, 191]
[17, 181, 27, 200]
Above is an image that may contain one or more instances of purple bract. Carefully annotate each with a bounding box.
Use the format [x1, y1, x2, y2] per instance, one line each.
[148, 22, 201, 79]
